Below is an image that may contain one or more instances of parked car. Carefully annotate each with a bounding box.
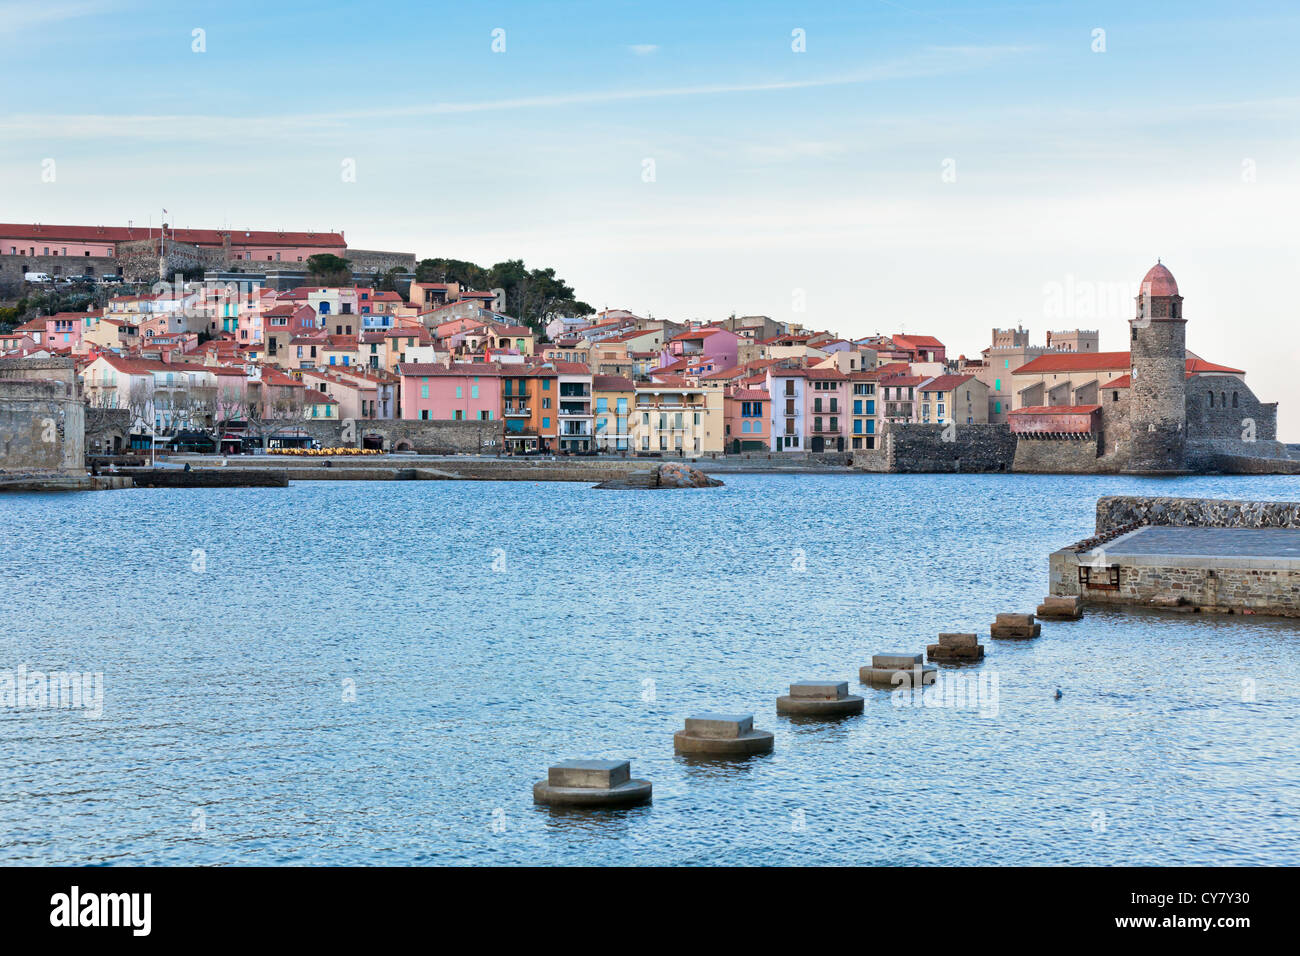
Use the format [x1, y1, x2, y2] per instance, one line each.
[24, 272, 53, 283]
[65, 274, 94, 283]
[99, 275, 123, 284]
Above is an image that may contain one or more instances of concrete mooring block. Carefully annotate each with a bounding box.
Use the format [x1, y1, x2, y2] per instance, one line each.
[1037, 595, 1083, 620]
[532, 758, 652, 807]
[927, 632, 986, 662]
[990, 613, 1041, 638]
[776, 681, 864, 717]
[674, 713, 774, 756]
[860, 653, 939, 687]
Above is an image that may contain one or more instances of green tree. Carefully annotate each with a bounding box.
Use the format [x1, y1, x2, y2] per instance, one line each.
[376, 266, 406, 292]
[412, 256, 593, 332]
[306, 254, 352, 285]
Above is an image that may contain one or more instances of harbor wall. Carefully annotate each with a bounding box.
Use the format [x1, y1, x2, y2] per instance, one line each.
[1095, 495, 1300, 535]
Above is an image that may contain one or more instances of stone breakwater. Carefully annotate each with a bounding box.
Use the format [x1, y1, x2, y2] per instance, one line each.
[1051, 495, 1300, 618]
[594, 463, 722, 490]
[172, 456, 769, 484]
[1096, 495, 1300, 535]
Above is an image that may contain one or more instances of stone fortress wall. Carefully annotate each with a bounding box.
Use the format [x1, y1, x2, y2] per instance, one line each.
[0, 357, 84, 473]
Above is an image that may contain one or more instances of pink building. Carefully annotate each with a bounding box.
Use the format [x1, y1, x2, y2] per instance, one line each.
[664, 327, 742, 377]
[21, 312, 89, 352]
[724, 386, 769, 452]
[395, 362, 503, 422]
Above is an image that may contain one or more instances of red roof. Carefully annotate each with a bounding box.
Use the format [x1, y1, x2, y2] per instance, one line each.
[0, 222, 345, 248]
[1139, 261, 1179, 297]
[1017, 352, 1243, 377]
[395, 362, 504, 377]
[1185, 357, 1244, 375]
[891, 334, 945, 350]
[1014, 351, 1131, 374]
[92, 354, 175, 374]
[921, 374, 975, 392]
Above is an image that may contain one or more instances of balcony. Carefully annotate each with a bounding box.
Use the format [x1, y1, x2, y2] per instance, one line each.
[504, 406, 531, 417]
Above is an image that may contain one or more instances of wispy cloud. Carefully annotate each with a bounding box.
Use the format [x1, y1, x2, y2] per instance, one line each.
[0, 43, 1032, 141]
[0, 0, 109, 33]
[628, 44, 659, 56]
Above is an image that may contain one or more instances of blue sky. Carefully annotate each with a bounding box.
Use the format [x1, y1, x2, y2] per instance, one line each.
[5, 0, 1300, 434]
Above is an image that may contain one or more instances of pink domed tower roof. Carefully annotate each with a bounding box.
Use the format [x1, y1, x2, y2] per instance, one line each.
[1140, 260, 1179, 297]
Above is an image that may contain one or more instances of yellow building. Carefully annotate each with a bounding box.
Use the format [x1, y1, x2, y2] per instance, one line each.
[631, 380, 724, 455]
[592, 374, 635, 452]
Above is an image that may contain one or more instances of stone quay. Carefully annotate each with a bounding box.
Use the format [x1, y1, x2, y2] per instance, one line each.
[990, 613, 1041, 638]
[860, 653, 939, 687]
[776, 681, 864, 717]
[926, 633, 986, 662]
[1050, 497, 1300, 618]
[673, 713, 774, 756]
[532, 759, 652, 807]
[1037, 595, 1083, 620]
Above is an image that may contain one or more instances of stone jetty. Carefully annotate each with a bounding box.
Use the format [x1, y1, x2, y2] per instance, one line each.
[990, 613, 1041, 638]
[532, 759, 652, 807]
[673, 713, 774, 756]
[593, 462, 722, 490]
[926, 633, 985, 662]
[121, 467, 289, 488]
[860, 653, 939, 687]
[776, 681, 864, 717]
[1036, 595, 1083, 620]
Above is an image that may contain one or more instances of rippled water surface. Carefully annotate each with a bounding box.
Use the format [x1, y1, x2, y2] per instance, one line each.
[2, 473, 1299, 865]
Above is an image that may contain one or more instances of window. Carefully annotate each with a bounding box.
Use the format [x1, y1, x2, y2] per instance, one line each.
[994, 379, 1001, 392]
[456, 386, 463, 398]
[542, 417, 550, 429]
[420, 384, 429, 399]
[994, 401, 1002, 414]
[1232, 392, 1239, 408]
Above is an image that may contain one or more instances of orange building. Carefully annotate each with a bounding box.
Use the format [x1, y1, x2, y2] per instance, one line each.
[502, 365, 559, 453]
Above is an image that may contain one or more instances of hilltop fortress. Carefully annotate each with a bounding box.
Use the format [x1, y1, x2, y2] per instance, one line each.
[0, 222, 415, 287]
